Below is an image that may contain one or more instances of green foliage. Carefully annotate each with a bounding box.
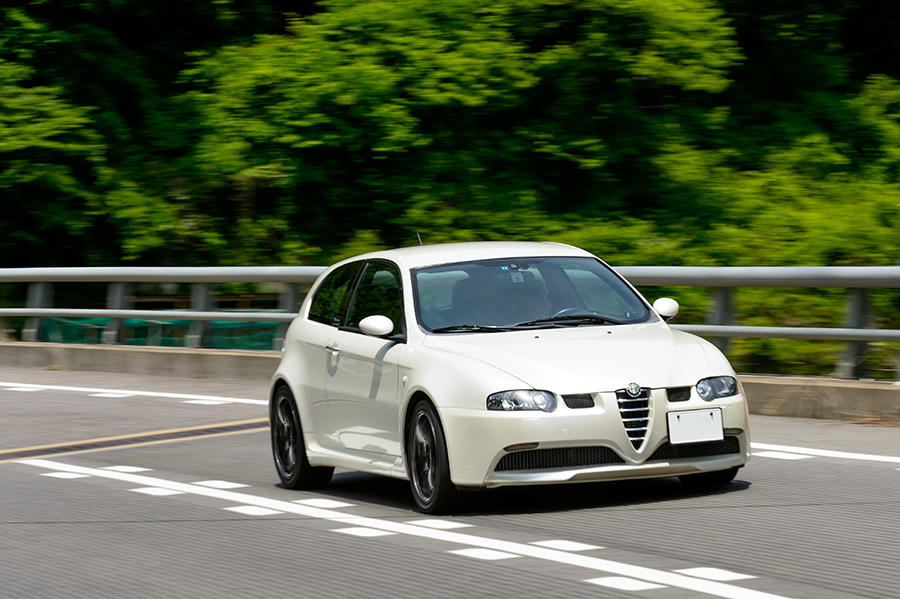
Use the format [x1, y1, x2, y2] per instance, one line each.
[4, 0, 900, 374]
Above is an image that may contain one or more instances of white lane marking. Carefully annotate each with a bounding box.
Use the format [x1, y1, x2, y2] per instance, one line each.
[295, 498, 355, 509]
[751, 442, 900, 464]
[130, 487, 184, 496]
[103, 466, 152, 473]
[225, 506, 283, 516]
[335, 527, 396, 537]
[90, 393, 132, 398]
[0, 381, 267, 406]
[407, 519, 472, 530]
[183, 400, 231, 405]
[18, 459, 795, 599]
[42, 472, 90, 479]
[5, 387, 40, 392]
[449, 548, 519, 560]
[586, 577, 665, 591]
[531, 540, 602, 552]
[194, 480, 248, 489]
[752, 451, 815, 461]
[676, 568, 756, 582]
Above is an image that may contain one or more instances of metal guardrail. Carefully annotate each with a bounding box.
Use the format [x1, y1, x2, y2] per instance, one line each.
[1, 265, 899, 376]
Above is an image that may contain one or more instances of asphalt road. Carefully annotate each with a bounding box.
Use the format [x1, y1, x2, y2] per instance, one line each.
[1, 365, 899, 599]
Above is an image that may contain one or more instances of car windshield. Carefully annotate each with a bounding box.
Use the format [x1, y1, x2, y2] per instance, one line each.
[413, 256, 653, 332]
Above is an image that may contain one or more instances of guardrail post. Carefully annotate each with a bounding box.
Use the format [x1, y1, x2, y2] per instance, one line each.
[705, 287, 732, 352]
[101, 282, 133, 344]
[835, 288, 869, 379]
[273, 284, 301, 351]
[185, 284, 212, 348]
[22, 282, 53, 342]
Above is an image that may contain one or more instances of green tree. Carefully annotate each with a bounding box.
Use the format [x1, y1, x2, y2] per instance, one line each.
[185, 0, 743, 260]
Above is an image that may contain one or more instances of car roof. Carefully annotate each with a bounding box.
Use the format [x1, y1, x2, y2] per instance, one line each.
[336, 241, 595, 270]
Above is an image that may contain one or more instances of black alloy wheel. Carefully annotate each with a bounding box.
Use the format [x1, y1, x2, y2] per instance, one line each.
[407, 399, 460, 514]
[271, 385, 333, 489]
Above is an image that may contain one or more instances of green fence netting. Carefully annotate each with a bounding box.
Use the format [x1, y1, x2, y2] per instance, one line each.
[42, 315, 283, 350]
[44, 317, 109, 344]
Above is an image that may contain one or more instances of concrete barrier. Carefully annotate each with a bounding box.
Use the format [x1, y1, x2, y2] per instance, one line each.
[740, 374, 899, 423]
[0, 341, 280, 383]
[1, 342, 898, 423]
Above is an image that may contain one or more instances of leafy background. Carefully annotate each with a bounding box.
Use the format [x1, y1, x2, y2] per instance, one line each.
[2, 0, 900, 375]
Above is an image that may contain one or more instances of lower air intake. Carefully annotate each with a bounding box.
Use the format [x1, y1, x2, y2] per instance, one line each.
[648, 436, 741, 461]
[495, 446, 625, 472]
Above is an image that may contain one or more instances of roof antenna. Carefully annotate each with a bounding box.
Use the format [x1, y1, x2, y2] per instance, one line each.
[416, 232, 424, 246]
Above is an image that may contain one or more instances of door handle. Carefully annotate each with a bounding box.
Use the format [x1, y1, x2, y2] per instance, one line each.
[325, 344, 341, 354]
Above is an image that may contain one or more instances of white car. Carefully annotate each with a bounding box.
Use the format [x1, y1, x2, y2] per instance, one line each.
[270, 241, 750, 513]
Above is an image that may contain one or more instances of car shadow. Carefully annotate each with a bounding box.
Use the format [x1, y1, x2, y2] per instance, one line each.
[306, 470, 752, 516]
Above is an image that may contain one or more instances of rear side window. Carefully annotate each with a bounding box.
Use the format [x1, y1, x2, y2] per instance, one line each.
[308, 262, 363, 327]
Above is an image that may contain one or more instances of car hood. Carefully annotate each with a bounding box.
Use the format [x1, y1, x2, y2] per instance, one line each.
[421, 323, 718, 394]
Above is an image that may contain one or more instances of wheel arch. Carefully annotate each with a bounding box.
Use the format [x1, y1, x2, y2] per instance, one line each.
[402, 390, 435, 473]
[269, 376, 291, 419]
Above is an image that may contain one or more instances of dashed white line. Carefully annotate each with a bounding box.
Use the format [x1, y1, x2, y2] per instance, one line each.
[225, 506, 282, 516]
[294, 498, 354, 509]
[130, 487, 184, 496]
[336, 527, 396, 537]
[18, 458, 795, 599]
[103, 466, 152, 473]
[0, 381, 267, 405]
[194, 480, 248, 489]
[407, 519, 472, 530]
[587, 576, 665, 591]
[675, 568, 757, 582]
[450, 547, 518, 560]
[183, 400, 231, 405]
[530, 540, 602, 551]
[751, 442, 900, 464]
[753, 451, 815, 461]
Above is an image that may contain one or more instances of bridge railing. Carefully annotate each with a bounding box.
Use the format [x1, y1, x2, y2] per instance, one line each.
[1, 265, 899, 377]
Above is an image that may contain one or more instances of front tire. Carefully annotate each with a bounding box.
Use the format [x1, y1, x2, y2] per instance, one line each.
[271, 385, 333, 490]
[407, 400, 460, 514]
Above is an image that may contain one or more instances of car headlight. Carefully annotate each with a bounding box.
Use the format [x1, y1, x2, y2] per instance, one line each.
[696, 376, 738, 401]
[487, 390, 558, 412]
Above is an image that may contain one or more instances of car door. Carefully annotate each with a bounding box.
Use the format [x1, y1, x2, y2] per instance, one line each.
[298, 261, 363, 449]
[325, 261, 406, 458]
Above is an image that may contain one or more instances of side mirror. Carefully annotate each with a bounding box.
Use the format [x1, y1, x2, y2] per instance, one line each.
[359, 315, 394, 337]
[652, 298, 679, 321]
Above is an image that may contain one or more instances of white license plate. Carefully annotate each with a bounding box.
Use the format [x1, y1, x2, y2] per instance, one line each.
[667, 409, 724, 445]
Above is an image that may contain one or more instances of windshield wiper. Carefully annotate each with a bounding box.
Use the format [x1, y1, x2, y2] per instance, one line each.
[430, 324, 514, 333]
[512, 314, 628, 327]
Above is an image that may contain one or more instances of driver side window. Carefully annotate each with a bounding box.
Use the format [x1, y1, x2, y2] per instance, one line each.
[346, 262, 403, 336]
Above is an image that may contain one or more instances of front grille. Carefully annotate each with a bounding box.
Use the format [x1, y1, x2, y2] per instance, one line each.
[563, 393, 595, 409]
[495, 446, 625, 472]
[616, 388, 650, 449]
[648, 436, 741, 461]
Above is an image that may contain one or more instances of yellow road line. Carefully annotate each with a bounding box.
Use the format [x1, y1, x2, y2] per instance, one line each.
[0, 418, 269, 463]
[0, 418, 268, 456]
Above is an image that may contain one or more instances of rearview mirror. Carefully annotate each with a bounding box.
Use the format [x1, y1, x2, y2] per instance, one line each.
[359, 315, 394, 337]
[652, 298, 679, 321]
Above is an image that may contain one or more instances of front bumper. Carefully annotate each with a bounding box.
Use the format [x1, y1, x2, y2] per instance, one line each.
[440, 392, 749, 487]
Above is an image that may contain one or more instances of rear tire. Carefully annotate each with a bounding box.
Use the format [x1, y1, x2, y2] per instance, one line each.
[271, 385, 333, 489]
[678, 466, 739, 488]
[407, 400, 461, 514]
